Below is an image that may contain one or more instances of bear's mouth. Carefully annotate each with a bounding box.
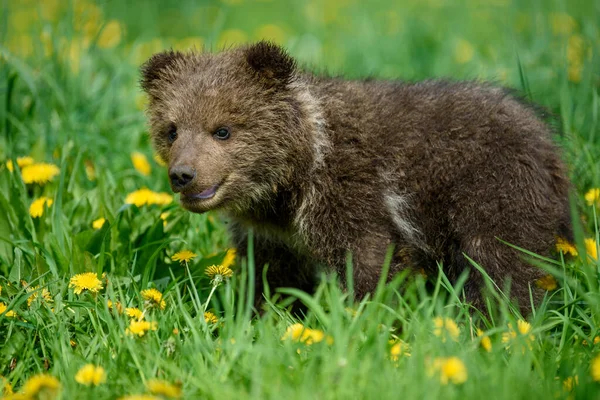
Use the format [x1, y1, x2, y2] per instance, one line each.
[181, 183, 220, 200]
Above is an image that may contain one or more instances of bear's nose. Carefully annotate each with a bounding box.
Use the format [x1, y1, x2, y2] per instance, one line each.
[169, 165, 196, 192]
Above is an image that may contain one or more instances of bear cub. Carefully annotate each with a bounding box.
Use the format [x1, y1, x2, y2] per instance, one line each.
[141, 41, 571, 312]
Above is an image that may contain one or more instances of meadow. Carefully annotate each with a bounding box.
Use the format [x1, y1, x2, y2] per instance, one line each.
[1, 0, 600, 398]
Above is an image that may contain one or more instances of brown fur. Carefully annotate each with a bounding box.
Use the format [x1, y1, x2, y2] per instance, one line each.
[141, 41, 572, 312]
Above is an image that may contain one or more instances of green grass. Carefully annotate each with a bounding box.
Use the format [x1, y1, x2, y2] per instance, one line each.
[1, 0, 600, 398]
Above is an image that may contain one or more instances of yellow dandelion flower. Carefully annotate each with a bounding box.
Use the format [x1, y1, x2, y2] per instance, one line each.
[585, 238, 598, 260]
[221, 248, 236, 268]
[0, 302, 17, 318]
[141, 288, 166, 310]
[29, 197, 54, 218]
[556, 237, 578, 256]
[21, 162, 60, 184]
[585, 188, 600, 206]
[97, 20, 123, 49]
[6, 156, 34, 172]
[592, 354, 600, 381]
[563, 375, 578, 392]
[92, 218, 106, 230]
[477, 329, 492, 352]
[125, 188, 173, 207]
[69, 272, 103, 295]
[171, 250, 197, 263]
[205, 264, 234, 286]
[536, 274, 558, 291]
[281, 323, 332, 345]
[146, 379, 182, 398]
[21, 373, 60, 397]
[75, 364, 106, 386]
[454, 39, 474, 64]
[428, 357, 468, 385]
[172, 328, 179, 335]
[433, 317, 460, 342]
[390, 340, 411, 361]
[502, 320, 535, 350]
[131, 152, 151, 176]
[126, 320, 158, 337]
[107, 300, 123, 314]
[126, 307, 143, 320]
[70, 339, 77, 348]
[204, 311, 219, 324]
[1, 375, 13, 395]
[26, 286, 53, 307]
[153, 153, 167, 167]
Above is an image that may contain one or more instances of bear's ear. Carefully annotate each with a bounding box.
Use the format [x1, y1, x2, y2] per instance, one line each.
[244, 41, 296, 87]
[140, 50, 185, 93]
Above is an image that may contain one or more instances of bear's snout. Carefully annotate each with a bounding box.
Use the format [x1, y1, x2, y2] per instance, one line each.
[169, 165, 196, 192]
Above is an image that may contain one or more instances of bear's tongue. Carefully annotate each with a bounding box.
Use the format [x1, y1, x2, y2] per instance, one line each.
[188, 184, 218, 200]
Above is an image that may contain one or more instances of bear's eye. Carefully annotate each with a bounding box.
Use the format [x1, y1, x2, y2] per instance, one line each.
[214, 127, 231, 140]
[167, 125, 178, 144]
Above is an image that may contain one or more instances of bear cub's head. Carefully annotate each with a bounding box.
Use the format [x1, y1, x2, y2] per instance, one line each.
[140, 41, 318, 215]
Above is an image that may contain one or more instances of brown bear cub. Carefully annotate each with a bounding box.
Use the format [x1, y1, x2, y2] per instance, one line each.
[141, 41, 571, 312]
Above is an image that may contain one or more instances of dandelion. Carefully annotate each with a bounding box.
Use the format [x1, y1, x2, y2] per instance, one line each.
[153, 153, 167, 167]
[477, 328, 492, 352]
[205, 265, 234, 286]
[536, 274, 558, 291]
[92, 218, 106, 229]
[281, 323, 333, 345]
[432, 317, 460, 342]
[582, 336, 600, 346]
[21, 373, 60, 397]
[141, 288, 166, 310]
[0, 302, 17, 318]
[204, 311, 219, 324]
[126, 320, 158, 337]
[171, 250, 197, 264]
[131, 152, 151, 176]
[1, 375, 13, 395]
[146, 379, 182, 398]
[75, 364, 106, 386]
[70, 339, 77, 348]
[428, 357, 468, 385]
[97, 20, 123, 49]
[107, 300, 123, 314]
[585, 188, 600, 206]
[29, 197, 54, 218]
[390, 340, 411, 361]
[556, 237, 578, 256]
[592, 354, 600, 381]
[21, 162, 60, 184]
[585, 238, 598, 260]
[563, 375, 578, 392]
[26, 286, 53, 307]
[6, 156, 34, 172]
[69, 272, 104, 295]
[221, 248, 236, 268]
[125, 188, 172, 207]
[126, 307, 143, 320]
[502, 320, 535, 350]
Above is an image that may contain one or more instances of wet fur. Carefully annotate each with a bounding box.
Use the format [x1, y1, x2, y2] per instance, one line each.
[141, 42, 572, 312]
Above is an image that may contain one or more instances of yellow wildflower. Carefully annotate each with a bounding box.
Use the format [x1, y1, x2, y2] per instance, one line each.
[583, 336, 600, 346]
[126, 307, 143, 320]
[585, 238, 598, 260]
[428, 357, 468, 385]
[146, 379, 182, 398]
[75, 364, 106, 386]
[536, 274, 558, 291]
[502, 320, 535, 350]
[69, 272, 104, 295]
[477, 329, 492, 352]
[171, 250, 197, 263]
[126, 320, 158, 337]
[6, 156, 34, 172]
[107, 300, 123, 314]
[70, 339, 77, 348]
[172, 328, 179, 335]
[125, 188, 172, 207]
[221, 248, 236, 268]
[1, 375, 13, 395]
[563, 375, 578, 392]
[585, 188, 600, 206]
[141, 288, 166, 310]
[556, 237, 578, 256]
[281, 323, 333, 345]
[29, 197, 54, 218]
[390, 340, 411, 361]
[153, 153, 167, 167]
[21, 162, 60, 184]
[97, 20, 123, 49]
[21, 373, 60, 397]
[92, 218, 106, 229]
[433, 317, 460, 342]
[204, 311, 219, 324]
[0, 302, 17, 318]
[205, 264, 234, 286]
[592, 354, 600, 381]
[26, 286, 53, 307]
[131, 152, 151, 176]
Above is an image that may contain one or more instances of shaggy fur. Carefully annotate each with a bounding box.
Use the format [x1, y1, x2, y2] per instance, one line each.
[141, 41, 572, 312]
